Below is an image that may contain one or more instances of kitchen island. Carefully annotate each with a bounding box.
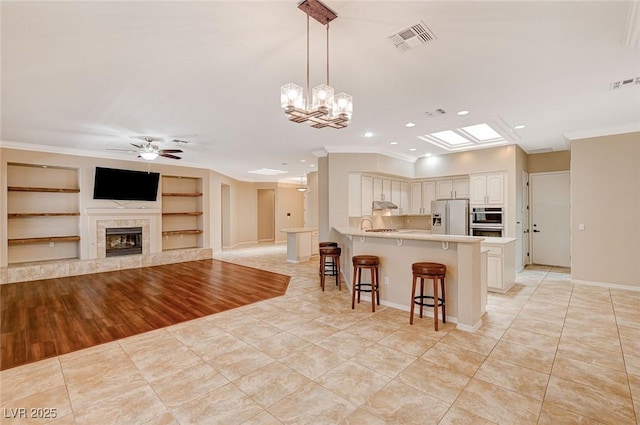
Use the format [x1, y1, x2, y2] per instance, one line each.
[334, 226, 484, 331]
[280, 228, 318, 263]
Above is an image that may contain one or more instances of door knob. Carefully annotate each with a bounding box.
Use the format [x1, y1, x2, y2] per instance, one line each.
[533, 229, 541, 233]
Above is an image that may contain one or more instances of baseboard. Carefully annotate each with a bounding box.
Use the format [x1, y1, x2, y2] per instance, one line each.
[571, 278, 640, 292]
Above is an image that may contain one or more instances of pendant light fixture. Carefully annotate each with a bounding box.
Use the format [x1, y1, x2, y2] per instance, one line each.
[296, 174, 308, 192]
[280, 0, 352, 129]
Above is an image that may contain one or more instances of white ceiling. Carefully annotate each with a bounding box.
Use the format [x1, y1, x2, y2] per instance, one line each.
[2, 1, 639, 183]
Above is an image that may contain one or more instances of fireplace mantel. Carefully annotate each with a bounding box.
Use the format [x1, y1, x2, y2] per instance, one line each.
[85, 208, 161, 259]
[86, 208, 162, 216]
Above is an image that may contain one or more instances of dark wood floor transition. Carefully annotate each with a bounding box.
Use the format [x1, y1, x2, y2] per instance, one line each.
[0, 259, 290, 370]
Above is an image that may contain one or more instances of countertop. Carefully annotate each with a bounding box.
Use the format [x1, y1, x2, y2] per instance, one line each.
[280, 227, 317, 233]
[334, 226, 483, 244]
[480, 237, 517, 244]
[335, 227, 516, 244]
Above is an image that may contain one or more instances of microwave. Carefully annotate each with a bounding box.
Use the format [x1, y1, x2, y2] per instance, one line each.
[470, 207, 504, 227]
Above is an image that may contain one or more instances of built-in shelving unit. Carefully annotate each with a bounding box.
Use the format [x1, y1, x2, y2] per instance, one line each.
[8, 236, 81, 245]
[6, 163, 81, 264]
[161, 175, 204, 251]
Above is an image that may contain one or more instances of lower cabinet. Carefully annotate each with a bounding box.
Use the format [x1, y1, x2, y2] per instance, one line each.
[482, 241, 516, 293]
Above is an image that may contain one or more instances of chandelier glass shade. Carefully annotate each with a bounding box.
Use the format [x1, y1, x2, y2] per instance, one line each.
[281, 0, 352, 129]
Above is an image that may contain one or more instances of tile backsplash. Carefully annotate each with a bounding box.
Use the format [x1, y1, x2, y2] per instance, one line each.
[350, 215, 431, 230]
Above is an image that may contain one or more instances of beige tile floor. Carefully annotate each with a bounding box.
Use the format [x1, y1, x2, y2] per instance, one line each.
[1, 244, 639, 425]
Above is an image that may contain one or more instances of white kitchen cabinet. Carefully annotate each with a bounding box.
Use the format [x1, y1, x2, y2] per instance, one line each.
[483, 240, 516, 293]
[409, 180, 436, 214]
[436, 176, 469, 199]
[373, 177, 383, 201]
[390, 180, 409, 215]
[400, 181, 410, 215]
[348, 174, 362, 217]
[422, 181, 437, 214]
[410, 182, 422, 214]
[470, 172, 505, 205]
[372, 177, 392, 202]
[361, 175, 373, 216]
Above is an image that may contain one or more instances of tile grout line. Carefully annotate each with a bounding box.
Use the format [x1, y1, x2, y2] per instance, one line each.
[610, 287, 639, 424]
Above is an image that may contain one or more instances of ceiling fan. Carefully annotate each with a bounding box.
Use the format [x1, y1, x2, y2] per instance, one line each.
[108, 136, 185, 160]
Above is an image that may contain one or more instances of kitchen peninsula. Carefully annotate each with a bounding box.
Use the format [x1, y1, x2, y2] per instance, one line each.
[334, 227, 484, 331]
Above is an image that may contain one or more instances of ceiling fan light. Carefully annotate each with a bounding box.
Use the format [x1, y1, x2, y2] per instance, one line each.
[140, 152, 159, 160]
[297, 186, 307, 192]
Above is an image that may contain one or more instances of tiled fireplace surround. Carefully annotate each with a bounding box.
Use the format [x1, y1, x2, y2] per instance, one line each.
[1, 209, 212, 284]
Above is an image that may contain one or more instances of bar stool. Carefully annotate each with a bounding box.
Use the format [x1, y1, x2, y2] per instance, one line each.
[319, 246, 341, 291]
[351, 255, 381, 312]
[318, 242, 338, 278]
[410, 262, 446, 331]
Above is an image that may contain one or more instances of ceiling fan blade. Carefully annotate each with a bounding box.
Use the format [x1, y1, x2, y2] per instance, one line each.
[160, 153, 182, 160]
[172, 139, 190, 144]
[130, 143, 144, 149]
[159, 149, 183, 154]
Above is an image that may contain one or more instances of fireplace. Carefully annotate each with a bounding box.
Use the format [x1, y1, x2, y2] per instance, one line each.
[105, 227, 143, 257]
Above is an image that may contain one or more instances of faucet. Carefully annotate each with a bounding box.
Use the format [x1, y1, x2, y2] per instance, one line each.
[359, 217, 374, 230]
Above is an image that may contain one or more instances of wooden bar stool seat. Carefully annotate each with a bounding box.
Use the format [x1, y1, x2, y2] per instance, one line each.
[351, 255, 381, 312]
[410, 262, 446, 331]
[318, 242, 338, 277]
[319, 246, 341, 291]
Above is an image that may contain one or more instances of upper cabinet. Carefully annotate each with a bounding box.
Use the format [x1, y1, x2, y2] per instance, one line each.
[410, 180, 436, 215]
[361, 175, 374, 216]
[470, 172, 505, 205]
[354, 175, 408, 216]
[390, 180, 410, 215]
[436, 176, 469, 199]
[372, 177, 392, 202]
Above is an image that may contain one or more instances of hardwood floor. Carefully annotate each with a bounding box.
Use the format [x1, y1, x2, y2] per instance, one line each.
[0, 259, 290, 370]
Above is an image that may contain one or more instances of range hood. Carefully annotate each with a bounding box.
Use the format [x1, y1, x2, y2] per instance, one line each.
[372, 200, 398, 210]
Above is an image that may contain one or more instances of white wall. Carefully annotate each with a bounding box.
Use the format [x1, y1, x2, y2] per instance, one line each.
[571, 132, 640, 288]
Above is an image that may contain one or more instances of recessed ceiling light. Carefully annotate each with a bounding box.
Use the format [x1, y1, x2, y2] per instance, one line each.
[405, 122, 416, 127]
[514, 125, 526, 129]
[309, 164, 315, 167]
[300, 159, 306, 163]
[390, 141, 398, 145]
[409, 148, 417, 152]
[457, 110, 469, 116]
[364, 131, 374, 138]
[424, 153, 432, 157]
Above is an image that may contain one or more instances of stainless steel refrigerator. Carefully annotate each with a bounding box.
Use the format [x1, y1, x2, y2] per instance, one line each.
[431, 199, 469, 235]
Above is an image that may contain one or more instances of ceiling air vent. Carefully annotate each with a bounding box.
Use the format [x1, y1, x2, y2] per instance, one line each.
[387, 20, 437, 52]
[610, 76, 640, 90]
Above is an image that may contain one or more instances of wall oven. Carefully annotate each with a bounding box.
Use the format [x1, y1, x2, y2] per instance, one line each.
[470, 207, 504, 227]
[470, 207, 504, 237]
[470, 227, 504, 237]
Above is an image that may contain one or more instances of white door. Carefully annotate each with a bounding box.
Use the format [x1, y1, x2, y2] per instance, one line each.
[521, 171, 530, 267]
[530, 172, 570, 267]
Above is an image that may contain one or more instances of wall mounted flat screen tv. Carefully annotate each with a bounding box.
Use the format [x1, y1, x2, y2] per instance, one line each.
[93, 167, 160, 201]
